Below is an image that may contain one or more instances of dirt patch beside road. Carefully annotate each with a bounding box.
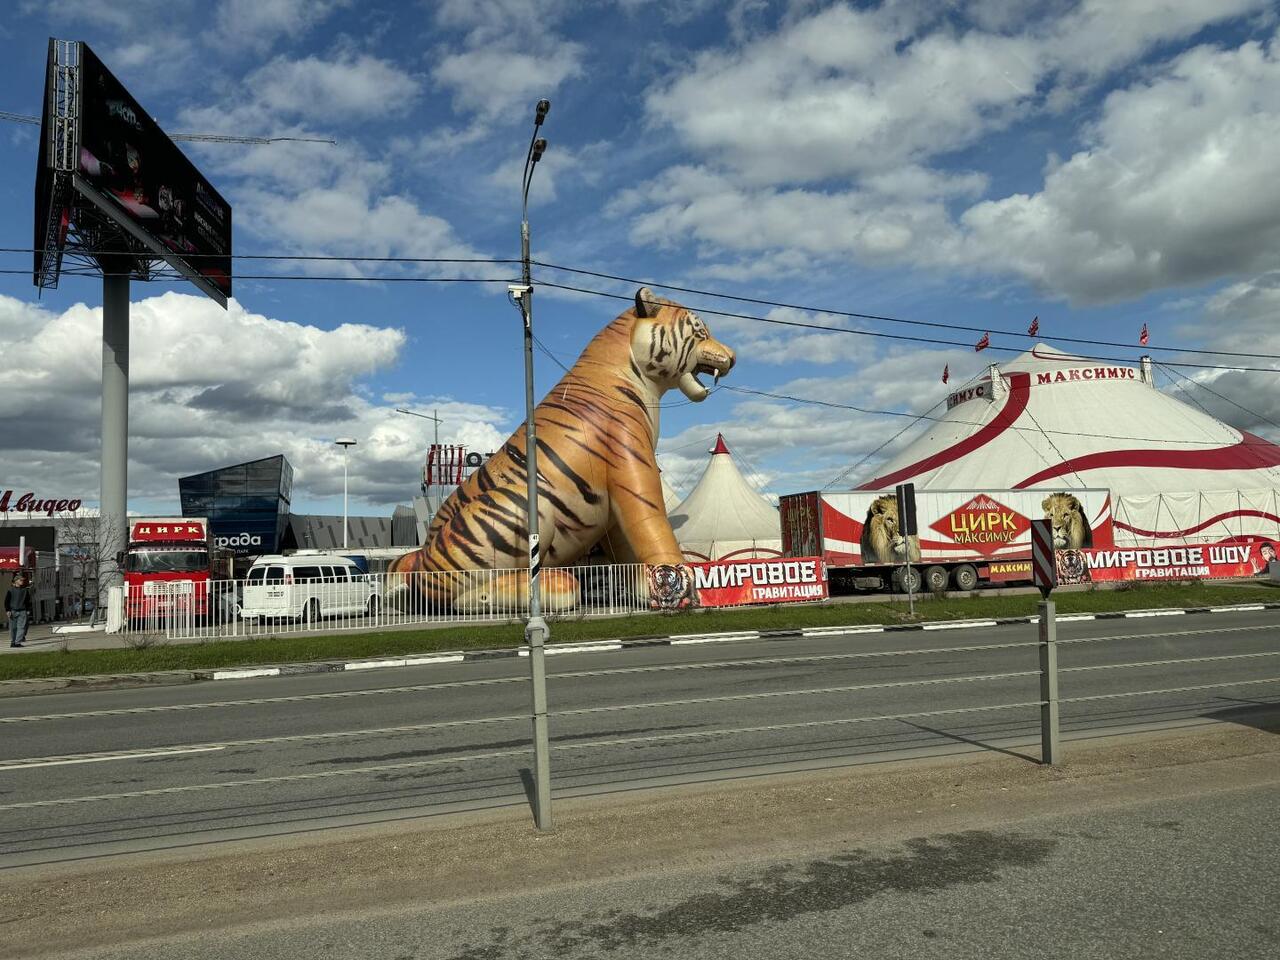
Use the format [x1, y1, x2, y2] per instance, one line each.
[2, 716, 1278, 958]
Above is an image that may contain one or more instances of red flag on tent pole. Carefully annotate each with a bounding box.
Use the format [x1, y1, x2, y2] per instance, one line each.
[974, 332, 990, 352]
[1139, 323, 1149, 346]
[1028, 316, 1039, 337]
[941, 364, 949, 384]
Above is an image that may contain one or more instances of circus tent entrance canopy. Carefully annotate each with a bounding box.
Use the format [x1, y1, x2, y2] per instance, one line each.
[671, 434, 783, 562]
[856, 344, 1280, 544]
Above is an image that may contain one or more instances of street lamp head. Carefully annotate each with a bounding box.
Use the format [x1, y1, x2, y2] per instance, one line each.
[531, 137, 547, 163]
[334, 438, 357, 448]
[535, 99, 550, 125]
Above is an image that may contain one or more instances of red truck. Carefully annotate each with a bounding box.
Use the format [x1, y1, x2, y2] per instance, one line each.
[123, 517, 231, 622]
[780, 488, 1114, 593]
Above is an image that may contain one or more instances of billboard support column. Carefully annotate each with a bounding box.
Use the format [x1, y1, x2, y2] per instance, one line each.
[100, 266, 129, 596]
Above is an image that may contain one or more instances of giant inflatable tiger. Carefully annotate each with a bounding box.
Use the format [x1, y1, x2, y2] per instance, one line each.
[390, 287, 735, 612]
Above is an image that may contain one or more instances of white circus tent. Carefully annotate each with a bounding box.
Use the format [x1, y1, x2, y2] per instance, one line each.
[660, 472, 682, 513]
[858, 344, 1280, 545]
[670, 434, 783, 561]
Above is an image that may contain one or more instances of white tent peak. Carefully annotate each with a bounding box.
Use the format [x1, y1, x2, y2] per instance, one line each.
[671, 434, 782, 562]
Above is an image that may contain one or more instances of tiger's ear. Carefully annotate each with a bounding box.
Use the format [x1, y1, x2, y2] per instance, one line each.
[635, 287, 661, 318]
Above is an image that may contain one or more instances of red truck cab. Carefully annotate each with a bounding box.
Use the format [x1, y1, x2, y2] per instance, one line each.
[123, 518, 230, 621]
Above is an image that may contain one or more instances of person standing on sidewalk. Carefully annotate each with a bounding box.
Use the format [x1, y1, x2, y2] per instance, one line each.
[5, 572, 33, 648]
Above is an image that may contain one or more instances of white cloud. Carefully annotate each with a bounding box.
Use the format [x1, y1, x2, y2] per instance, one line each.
[178, 54, 486, 270]
[646, 1, 1267, 186]
[429, 0, 583, 125]
[626, 1, 1277, 301]
[657, 343, 990, 497]
[432, 46, 583, 121]
[957, 32, 1280, 302]
[612, 164, 969, 262]
[0, 293, 510, 510]
[214, 0, 349, 53]
[247, 52, 421, 122]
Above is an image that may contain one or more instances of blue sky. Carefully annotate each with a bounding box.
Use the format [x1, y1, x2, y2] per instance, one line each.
[2, 0, 1279, 516]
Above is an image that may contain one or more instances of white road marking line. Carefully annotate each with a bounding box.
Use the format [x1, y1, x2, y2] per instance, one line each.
[1056, 615, 1097, 622]
[402, 654, 466, 666]
[547, 643, 623, 655]
[0, 745, 225, 771]
[922, 620, 998, 631]
[1210, 604, 1264, 612]
[670, 632, 760, 645]
[344, 659, 407, 671]
[0, 676, 527, 724]
[211, 667, 281, 680]
[1123, 610, 1186, 618]
[517, 643, 626, 657]
[0, 748, 531, 811]
[801, 627, 885, 637]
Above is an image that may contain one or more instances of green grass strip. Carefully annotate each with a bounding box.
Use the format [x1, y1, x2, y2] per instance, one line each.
[3, 581, 1276, 682]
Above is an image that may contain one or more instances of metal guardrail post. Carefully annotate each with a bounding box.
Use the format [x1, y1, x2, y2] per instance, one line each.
[1038, 599, 1060, 764]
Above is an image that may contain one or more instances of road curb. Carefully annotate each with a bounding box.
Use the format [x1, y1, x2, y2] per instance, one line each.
[2, 600, 1277, 698]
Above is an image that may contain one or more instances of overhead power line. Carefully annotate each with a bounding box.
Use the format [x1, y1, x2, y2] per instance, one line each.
[534, 279, 1280, 375]
[0, 268, 515, 284]
[2, 246, 515, 266]
[1156, 361, 1280, 434]
[4, 245, 1277, 374]
[531, 259, 1280, 362]
[0, 111, 335, 144]
[719, 384, 1280, 449]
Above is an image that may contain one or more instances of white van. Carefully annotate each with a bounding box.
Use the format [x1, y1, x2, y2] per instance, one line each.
[239, 553, 379, 622]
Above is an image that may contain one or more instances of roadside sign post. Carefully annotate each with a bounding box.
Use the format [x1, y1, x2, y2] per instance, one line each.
[1030, 518, 1060, 764]
[895, 482, 919, 616]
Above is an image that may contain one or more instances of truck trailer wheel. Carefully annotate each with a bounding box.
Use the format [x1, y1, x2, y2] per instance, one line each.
[951, 564, 979, 591]
[891, 566, 923, 594]
[923, 565, 949, 593]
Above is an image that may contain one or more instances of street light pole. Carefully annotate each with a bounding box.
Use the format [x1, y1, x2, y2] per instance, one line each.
[335, 438, 357, 549]
[514, 98, 553, 831]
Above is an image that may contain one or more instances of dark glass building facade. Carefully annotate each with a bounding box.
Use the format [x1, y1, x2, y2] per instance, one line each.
[179, 455, 293, 555]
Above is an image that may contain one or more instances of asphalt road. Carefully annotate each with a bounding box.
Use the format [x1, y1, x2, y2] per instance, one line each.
[58, 778, 1280, 960]
[1, 609, 1277, 867]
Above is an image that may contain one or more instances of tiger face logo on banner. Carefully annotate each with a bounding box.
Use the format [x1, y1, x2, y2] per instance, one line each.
[647, 563, 695, 610]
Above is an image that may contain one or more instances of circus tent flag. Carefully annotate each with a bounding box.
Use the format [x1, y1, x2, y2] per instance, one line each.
[941, 364, 949, 384]
[1140, 323, 1150, 346]
[975, 332, 990, 352]
[1028, 316, 1040, 337]
[670, 433, 782, 562]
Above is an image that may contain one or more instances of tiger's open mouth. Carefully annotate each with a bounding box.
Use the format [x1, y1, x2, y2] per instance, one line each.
[680, 351, 735, 402]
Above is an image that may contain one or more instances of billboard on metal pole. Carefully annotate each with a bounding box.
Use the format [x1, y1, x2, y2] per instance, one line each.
[33, 39, 233, 306]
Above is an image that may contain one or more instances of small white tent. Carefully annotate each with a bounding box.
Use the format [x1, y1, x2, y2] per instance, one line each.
[670, 434, 783, 561]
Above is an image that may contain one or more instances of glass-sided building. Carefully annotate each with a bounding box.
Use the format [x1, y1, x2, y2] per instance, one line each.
[179, 455, 293, 555]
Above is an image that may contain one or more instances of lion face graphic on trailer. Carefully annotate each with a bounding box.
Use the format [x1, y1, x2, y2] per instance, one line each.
[390, 287, 736, 612]
[860, 494, 922, 565]
[1042, 493, 1093, 549]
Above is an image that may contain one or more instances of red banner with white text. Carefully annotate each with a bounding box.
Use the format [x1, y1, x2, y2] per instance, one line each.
[690, 557, 829, 607]
[1056, 540, 1274, 585]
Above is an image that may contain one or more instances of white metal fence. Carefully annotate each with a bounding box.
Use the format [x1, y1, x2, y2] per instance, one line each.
[112, 563, 654, 641]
